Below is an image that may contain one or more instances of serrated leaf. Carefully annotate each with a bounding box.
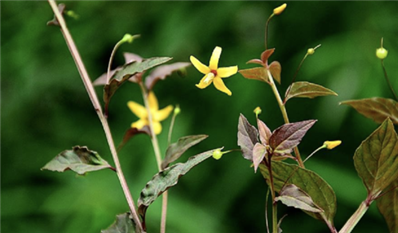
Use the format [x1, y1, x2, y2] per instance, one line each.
[377, 181, 398, 233]
[353, 118, 398, 198]
[285, 81, 338, 103]
[269, 61, 281, 84]
[237, 114, 259, 161]
[138, 148, 224, 226]
[260, 161, 336, 227]
[41, 146, 113, 175]
[101, 213, 136, 233]
[340, 97, 398, 125]
[145, 62, 191, 90]
[276, 184, 324, 213]
[253, 143, 267, 173]
[257, 118, 272, 145]
[161, 134, 208, 169]
[239, 67, 268, 83]
[269, 120, 316, 156]
[117, 127, 151, 151]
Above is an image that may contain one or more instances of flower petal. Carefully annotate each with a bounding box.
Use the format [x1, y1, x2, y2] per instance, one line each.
[213, 77, 232, 96]
[127, 101, 147, 118]
[196, 73, 214, 89]
[154, 105, 173, 121]
[131, 119, 148, 129]
[209, 46, 222, 70]
[217, 66, 238, 78]
[190, 56, 210, 74]
[148, 91, 159, 111]
[152, 121, 162, 135]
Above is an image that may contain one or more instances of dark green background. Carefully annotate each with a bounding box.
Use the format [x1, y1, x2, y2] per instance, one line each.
[2, 1, 398, 233]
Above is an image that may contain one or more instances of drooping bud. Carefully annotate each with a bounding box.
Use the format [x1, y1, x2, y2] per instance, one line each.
[273, 3, 287, 15]
[323, 140, 342, 150]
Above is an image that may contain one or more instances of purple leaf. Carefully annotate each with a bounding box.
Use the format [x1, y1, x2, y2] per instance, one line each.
[237, 114, 259, 161]
[257, 118, 272, 145]
[145, 62, 191, 90]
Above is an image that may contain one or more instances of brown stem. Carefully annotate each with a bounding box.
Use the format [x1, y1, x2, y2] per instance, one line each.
[381, 60, 398, 101]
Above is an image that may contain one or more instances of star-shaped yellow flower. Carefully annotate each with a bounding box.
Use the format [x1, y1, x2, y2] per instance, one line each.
[127, 91, 173, 135]
[190, 46, 238, 96]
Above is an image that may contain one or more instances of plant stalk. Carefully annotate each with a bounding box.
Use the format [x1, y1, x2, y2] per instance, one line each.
[266, 70, 305, 168]
[47, 0, 143, 231]
[339, 199, 370, 233]
[266, 156, 278, 233]
[381, 60, 398, 101]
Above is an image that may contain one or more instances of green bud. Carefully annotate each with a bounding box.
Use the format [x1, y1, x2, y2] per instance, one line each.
[212, 149, 223, 160]
[122, 34, 134, 43]
[174, 105, 181, 115]
[376, 47, 388, 60]
[253, 107, 262, 117]
[307, 48, 315, 55]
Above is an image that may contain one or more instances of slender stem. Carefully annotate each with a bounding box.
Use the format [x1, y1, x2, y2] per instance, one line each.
[266, 70, 305, 167]
[266, 155, 278, 233]
[339, 199, 371, 233]
[265, 14, 274, 50]
[303, 145, 326, 163]
[265, 189, 270, 233]
[381, 60, 398, 101]
[167, 107, 178, 145]
[106, 40, 124, 84]
[138, 82, 168, 233]
[47, 1, 143, 231]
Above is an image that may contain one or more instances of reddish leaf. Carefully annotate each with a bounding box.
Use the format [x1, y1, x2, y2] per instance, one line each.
[269, 120, 317, 156]
[145, 62, 191, 90]
[246, 59, 264, 66]
[269, 61, 281, 84]
[340, 97, 398, 125]
[237, 114, 259, 161]
[239, 67, 269, 83]
[261, 48, 275, 63]
[117, 127, 151, 151]
[124, 52, 143, 63]
[253, 143, 267, 173]
[285, 81, 338, 103]
[257, 118, 272, 145]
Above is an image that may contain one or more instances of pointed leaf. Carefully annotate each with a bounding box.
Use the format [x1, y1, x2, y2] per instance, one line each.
[161, 134, 208, 169]
[253, 143, 267, 173]
[269, 120, 317, 156]
[117, 127, 151, 151]
[101, 213, 136, 233]
[145, 62, 191, 90]
[257, 118, 272, 145]
[239, 67, 269, 83]
[260, 161, 336, 226]
[261, 48, 275, 63]
[377, 181, 398, 233]
[138, 148, 224, 225]
[124, 52, 143, 63]
[285, 81, 338, 103]
[246, 59, 264, 66]
[353, 118, 398, 198]
[41, 146, 113, 175]
[237, 114, 259, 161]
[340, 97, 398, 125]
[276, 184, 324, 213]
[269, 61, 281, 84]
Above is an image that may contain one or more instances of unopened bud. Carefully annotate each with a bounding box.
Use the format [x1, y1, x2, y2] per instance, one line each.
[174, 105, 181, 115]
[212, 149, 223, 160]
[273, 3, 287, 15]
[254, 107, 262, 117]
[376, 47, 388, 60]
[324, 140, 342, 150]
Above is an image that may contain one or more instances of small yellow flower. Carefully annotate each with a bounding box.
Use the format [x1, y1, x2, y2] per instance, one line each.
[273, 3, 287, 15]
[324, 140, 342, 150]
[127, 92, 173, 135]
[190, 46, 238, 96]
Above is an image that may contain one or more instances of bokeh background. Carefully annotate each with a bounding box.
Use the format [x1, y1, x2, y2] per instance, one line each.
[2, 1, 398, 233]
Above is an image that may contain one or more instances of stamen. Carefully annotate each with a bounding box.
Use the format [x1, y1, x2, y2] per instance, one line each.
[204, 73, 215, 84]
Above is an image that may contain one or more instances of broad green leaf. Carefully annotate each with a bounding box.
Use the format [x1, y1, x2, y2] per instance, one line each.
[275, 184, 323, 213]
[253, 143, 267, 173]
[101, 213, 136, 233]
[145, 62, 191, 90]
[269, 61, 281, 84]
[285, 81, 337, 103]
[41, 146, 113, 175]
[269, 120, 317, 156]
[161, 134, 208, 169]
[239, 67, 268, 83]
[138, 148, 224, 224]
[340, 97, 398, 125]
[260, 161, 336, 226]
[353, 118, 398, 198]
[104, 57, 172, 114]
[237, 114, 259, 161]
[117, 126, 151, 151]
[377, 181, 398, 233]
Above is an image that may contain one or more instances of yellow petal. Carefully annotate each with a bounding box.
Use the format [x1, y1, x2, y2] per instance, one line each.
[152, 121, 162, 135]
[217, 66, 238, 78]
[154, 105, 173, 122]
[127, 101, 147, 119]
[196, 73, 214, 89]
[190, 56, 210, 74]
[209, 46, 222, 70]
[213, 77, 232, 96]
[324, 140, 342, 150]
[148, 91, 159, 111]
[131, 119, 148, 129]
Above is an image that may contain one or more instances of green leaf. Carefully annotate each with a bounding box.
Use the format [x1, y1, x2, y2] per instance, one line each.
[41, 146, 113, 175]
[340, 97, 398, 125]
[138, 148, 223, 225]
[237, 114, 259, 161]
[239, 67, 268, 83]
[353, 118, 398, 198]
[161, 134, 208, 169]
[260, 161, 336, 227]
[145, 62, 191, 90]
[285, 81, 338, 103]
[275, 184, 324, 213]
[377, 181, 398, 233]
[269, 120, 317, 156]
[101, 213, 136, 233]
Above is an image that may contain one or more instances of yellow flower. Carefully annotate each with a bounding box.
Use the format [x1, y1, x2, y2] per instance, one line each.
[324, 140, 342, 150]
[190, 46, 238, 96]
[127, 92, 173, 135]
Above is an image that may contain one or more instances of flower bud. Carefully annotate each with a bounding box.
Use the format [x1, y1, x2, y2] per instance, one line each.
[307, 48, 315, 55]
[376, 47, 388, 60]
[273, 3, 287, 15]
[324, 140, 342, 150]
[174, 105, 181, 115]
[254, 107, 262, 116]
[212, 149, 223, 160]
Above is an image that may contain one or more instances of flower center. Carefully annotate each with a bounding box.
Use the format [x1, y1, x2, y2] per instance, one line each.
[211, 70, 217, 76]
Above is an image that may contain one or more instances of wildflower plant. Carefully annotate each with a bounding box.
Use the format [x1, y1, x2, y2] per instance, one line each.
[41, 2, 398, 233]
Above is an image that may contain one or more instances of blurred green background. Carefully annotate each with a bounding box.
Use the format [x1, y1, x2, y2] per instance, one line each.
[2, 1, 398, 233]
